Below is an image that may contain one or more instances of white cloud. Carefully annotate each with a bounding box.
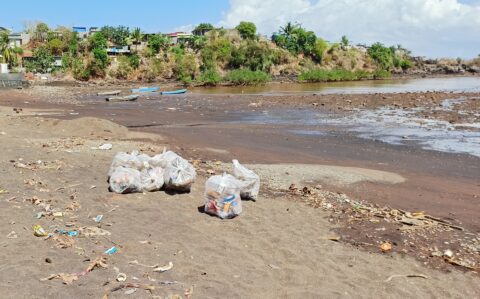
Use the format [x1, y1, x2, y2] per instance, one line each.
[220, 0, 480, 58]
[173, 24, 195, 33]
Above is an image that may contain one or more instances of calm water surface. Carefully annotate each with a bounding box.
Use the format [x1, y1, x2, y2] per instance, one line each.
[191, 76, 480, 95]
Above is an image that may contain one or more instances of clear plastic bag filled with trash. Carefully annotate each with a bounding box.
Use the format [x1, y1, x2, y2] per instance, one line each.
[108, 150, 195, 194]
[140, 167, 165, 192]
[108, 151, 147, 177]
[204, 173, 242, 219]
[109, 166, 142, 194]
[162, 152, 197, 192]
[232, 159, 260, 201]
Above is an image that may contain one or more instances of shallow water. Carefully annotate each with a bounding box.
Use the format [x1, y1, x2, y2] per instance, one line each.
[230, 97, 480, 158]
[191, 76, 480, 95]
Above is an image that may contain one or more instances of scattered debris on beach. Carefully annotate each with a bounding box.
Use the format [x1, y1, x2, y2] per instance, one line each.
[283, 183, 480, 272]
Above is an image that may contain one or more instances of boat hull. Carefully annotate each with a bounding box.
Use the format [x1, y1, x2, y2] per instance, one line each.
[161, 89, 187, 95]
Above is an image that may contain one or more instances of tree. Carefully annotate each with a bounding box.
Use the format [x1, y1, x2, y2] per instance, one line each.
[272, 23, 317, 57]
[312, 38, 329, 63]
[26, 46, 55, 73]
[280, 22, 296, 37]
[131, 27, 143, 52]
[341, 35, 349, 49]
[35, 22, 49, 41]
[48, 38, 63, 55]
[148, 34, 170, 54]
[100, 26, 130, 46]
[88, 32, 107, 50]
[368, 42, 394, 70]
[193, 23, 214, 36]
[0, 31, 12, 64]
[235, 21, 257, 40]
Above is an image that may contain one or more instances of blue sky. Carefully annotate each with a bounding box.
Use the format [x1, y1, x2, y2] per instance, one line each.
[1, 0, 229, 33]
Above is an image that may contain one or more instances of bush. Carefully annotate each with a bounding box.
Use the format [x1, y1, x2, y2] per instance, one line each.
[197, 69, 222, 86]
[100, 26, 130, 47]
[143, 57, 164, 81]
[372, 69, 391, 79]
[173, 53, 197, 84]
[298, 69, 372, 82]
[200, 36, 233, 70]
[71, 57, 90, 81]
[115, 56, 133, 79]
[129, 54, 140, 69]
[224, 69, 270, 85]
[88, 32, 107, 50]
[47, 38, 63, 55]
[25, 46, 55, 73]
[235, 22, 257, 40]
[229, 41, 278, 72]
[148, 34, 170, 54]
[312, 39, 329, 63]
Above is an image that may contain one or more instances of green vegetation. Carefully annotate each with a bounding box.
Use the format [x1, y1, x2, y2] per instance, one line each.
[367, 42, 413, 71]
[197, 69, 222, 86]
[15, 20, 418, 84]
[235, 22, 257, 40]
[225, 69, 270, 85]
[47, 38, 63, 55]
[131, 27, 143, 52]
[100, 26, 130, 46]
[193, 23, 214, 36]
[147, 34, 170, 54]
[26, 46, 55, 73]
[298, 69, 373, 82]
[272, 22, 317, 58]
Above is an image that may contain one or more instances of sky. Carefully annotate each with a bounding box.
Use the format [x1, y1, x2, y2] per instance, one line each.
[1, 0, 479, 58]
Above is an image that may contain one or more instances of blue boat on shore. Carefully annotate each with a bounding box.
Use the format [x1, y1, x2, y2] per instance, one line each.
[161, 88, 187, 95]
[131, 86, 160, 93]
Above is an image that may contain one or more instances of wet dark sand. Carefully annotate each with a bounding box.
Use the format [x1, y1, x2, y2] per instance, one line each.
[1, 90, 479, 232]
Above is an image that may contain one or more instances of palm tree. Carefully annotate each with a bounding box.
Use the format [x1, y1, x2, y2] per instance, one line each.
[131, 27, 143, 53]
[0, 31, 12, 64]
[280, 22, 296, 37]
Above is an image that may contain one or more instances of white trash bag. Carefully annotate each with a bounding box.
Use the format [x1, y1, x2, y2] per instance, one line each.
[163, 154, 196, 192]
[109, 166, 142, 194]
[150, 151, 179, 168]
[108, 151, 144, 177]
[204, 173, 242, 219]
[232, 159, 260, 201]
[140, 167, 165, 192]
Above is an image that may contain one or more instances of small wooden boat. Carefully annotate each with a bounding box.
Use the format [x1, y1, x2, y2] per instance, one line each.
[97, 90, 121, 96]
[106, 94, 139, 102]
[131, 87, 159, 93]
[161, 88, 187, 95]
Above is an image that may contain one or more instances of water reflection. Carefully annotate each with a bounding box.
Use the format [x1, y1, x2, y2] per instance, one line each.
[191, 76, 480, 95]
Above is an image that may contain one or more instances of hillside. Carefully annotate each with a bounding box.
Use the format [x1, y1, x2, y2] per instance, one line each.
[2, 22, 480, 85]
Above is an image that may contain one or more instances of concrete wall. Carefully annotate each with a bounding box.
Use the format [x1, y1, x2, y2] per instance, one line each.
[0, 73, 24, 88]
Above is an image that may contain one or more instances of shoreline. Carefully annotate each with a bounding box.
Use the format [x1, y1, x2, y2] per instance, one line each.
[28, 72, 480, 89]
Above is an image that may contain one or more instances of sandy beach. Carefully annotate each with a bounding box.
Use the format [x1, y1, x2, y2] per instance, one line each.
[0, 84, 479, 298]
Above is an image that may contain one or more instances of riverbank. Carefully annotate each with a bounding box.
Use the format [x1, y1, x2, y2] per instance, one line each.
[27, 71, 480, 90]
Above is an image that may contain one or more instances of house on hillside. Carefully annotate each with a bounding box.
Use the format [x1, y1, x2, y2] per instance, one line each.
[107, 45, 130, 56]
[73, 26, 88, 38]
[7, 32, 30, 47]
[166, 32, 192, 45]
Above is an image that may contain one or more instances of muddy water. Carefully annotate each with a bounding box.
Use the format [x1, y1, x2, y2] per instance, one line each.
[191, 76, 480, 95]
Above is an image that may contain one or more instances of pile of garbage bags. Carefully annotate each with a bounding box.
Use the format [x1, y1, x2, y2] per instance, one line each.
[204, 160, 260, 219]
[108, 150, 196, 194]
[108, 151, 260, 220]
